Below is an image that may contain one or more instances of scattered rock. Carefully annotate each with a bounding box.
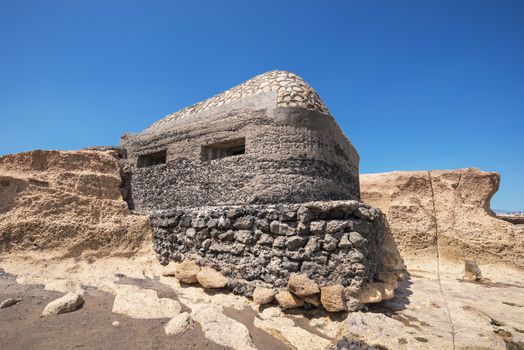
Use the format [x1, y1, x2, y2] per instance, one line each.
[196, 267, 228, 289]
[233, 216, 254, 230]
[161, 263, 177, 277]
[275, 290, 305, 309]
[331, 336, 381, 350]
[112, 285, 181, 319]
[112, 321, 120, 327]
[191, 304, 256, 350]
[302, 294, 321, 306]
[320, 285, 346, 312]
[257, 233, 274, 245]
[165, 312, 193, 336]
[288, 273, 319, 297]
[175, 260, 200, 284]
[42, 292, 84, 316]
[464, 260, 482, 281]
[254, 316, 332, 350]
[354, 284, 384, 304]
[0, 298, 21, 309]
[360, 169, 524, 269]
[253, 287, 274, 305]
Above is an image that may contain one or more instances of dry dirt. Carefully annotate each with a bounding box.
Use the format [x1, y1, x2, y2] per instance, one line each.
[0, 149, 150, 258]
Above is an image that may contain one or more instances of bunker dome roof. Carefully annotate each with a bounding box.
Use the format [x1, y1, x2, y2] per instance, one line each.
[145, 70, 331, 132]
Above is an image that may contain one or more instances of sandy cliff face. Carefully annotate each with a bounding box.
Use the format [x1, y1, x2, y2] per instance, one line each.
[361, 168, 524, 269]
[0, 150, 150, 257]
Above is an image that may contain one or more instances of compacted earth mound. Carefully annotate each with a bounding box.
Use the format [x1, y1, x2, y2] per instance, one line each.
[360, 168, 524, 269]
[0, 149, 150, 257]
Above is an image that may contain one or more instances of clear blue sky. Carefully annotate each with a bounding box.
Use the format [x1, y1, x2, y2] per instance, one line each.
[0, 1, 522, 211]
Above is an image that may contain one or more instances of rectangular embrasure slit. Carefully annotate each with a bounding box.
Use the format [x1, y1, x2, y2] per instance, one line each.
[137, 149, 167, 168]
[201, 137, 246, 161]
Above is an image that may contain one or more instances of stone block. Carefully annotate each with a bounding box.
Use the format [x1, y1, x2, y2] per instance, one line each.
[175, 260, 200, 284]
[275, 291, 304, 309]
[196, 267, 228, 289]
[287, 273, 319, 297]
[320, 285, 346, 312]
[253, 287, 274, 305]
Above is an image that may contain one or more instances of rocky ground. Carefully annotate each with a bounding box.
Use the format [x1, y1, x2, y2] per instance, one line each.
[1, 251, 523, 350]
[0, 270, 224, 350]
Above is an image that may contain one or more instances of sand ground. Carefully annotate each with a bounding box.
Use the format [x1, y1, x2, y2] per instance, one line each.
[1, 252, 523, 350]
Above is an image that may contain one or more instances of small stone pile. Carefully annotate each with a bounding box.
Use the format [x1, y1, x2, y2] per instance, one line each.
[152, 200, 404, 311]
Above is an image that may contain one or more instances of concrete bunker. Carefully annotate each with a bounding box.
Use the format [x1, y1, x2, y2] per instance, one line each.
[121, 70, 361, 210]
[120, 70, 404, 311]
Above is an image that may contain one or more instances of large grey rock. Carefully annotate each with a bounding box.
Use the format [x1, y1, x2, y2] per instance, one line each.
[464, 260, 482, 281]
[111, 285, 181, 319]
[349, 231, 366, 248]
[234, 230, 255, 244]
[310, 220, 326, 234]
[0, 298, 21, 309]
[42, 292, 84, 316]
[165, 312, 193, 335]
[191, 304, 256, 350]
[275, 291, 305, 309]
[253, 287, 274, 305]
[279, 222, 296, 236]
[196, 267, 228, 289]
[320, 285, 346, 312]
[175, 260, 201, 284]
[288, 273, 319, 297]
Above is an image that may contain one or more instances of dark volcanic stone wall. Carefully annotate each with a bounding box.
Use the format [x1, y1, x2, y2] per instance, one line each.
[127, 157, 358, 210]
[150, 200, 402, 298]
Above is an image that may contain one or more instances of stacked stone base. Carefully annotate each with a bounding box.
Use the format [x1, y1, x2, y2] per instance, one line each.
[151, 200, 404, 311]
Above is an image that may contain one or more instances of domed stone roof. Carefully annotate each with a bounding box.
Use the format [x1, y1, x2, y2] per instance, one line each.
[148, 70, 330, 130]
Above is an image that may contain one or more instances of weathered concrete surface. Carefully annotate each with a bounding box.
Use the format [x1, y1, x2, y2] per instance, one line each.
[0, 150, 150, 257]
[122, 71, 360, 209]
[360, 168, 524, 269]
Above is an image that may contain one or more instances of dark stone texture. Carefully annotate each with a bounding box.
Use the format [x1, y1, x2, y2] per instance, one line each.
[150, 201, 396, 298]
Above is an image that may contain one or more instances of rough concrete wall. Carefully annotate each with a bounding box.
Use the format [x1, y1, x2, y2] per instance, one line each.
[150, 200, 404, 304]
[126, 157, 358, 210]
[123, 107, 360, 210]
